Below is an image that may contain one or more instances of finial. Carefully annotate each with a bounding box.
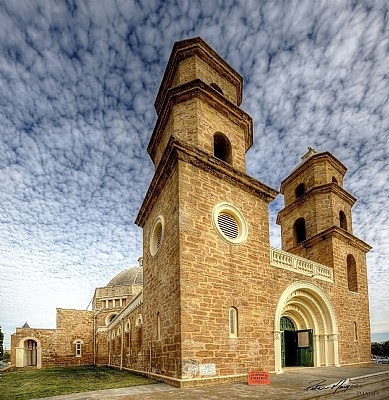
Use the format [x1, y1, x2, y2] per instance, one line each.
[301, 146, 317, 162]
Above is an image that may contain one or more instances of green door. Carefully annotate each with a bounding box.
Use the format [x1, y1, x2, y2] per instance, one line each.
[280, 317, 295, 367]
[296, 329, 314, 367]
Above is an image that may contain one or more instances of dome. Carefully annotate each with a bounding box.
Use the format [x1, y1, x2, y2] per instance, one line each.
[107, 266, 143, 287]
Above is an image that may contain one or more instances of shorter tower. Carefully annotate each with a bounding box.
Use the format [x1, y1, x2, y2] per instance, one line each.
[277, 148, 372, 366]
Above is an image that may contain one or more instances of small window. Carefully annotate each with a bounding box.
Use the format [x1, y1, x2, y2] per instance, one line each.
[293, 218, 306, 244]
[347, 254, 358, 292]
[214, 132, 232, 165]
[332, 176, 338, 184]
[339, 211, 347, 230]
[212, 203, 248, 245]
[210, 82, 224, 95]
[229, 307, 238, 337]
[150, 216, 164, 256]
[76, 342, 81, 357]
[157, 312, 161, 341]
[136, 314, 143, 327]
[354, 321, 358, 341]
[295, 183, 305, 198]
[117, 326, 121, 336]
[125, 321, 130, 332]
[73, 339, 84, 357]
[106, 313, 117, 325]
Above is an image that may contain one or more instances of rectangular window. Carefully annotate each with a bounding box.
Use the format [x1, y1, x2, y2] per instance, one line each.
[229, 308, 238, 337]
[76, 342, 81, 357]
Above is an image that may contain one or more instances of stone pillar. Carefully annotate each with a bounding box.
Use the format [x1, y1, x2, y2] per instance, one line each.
[314, 334, 320, 366]
[273, 331, 283, 373]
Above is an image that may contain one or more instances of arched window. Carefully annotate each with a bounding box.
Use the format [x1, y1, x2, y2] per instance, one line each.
[293, 218, 306, 244]
[339, 211, 347, 230]
[295, 183, 305, 198]
[136, 314, 143, 327]
[157, 312, 161, 340]
[210, 82, 224, 95]
[106, 313, 117, 325]
[347, 254, 358, 292]
[229, 307, 238, 337]
[354, 321, 358, 340]
[214, 133, 232, 165]
[332, 176, 338, 184]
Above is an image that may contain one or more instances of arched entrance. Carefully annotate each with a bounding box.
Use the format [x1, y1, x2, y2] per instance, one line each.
[274, 281, 339, 373]
[25, 339, 37, 366]
[15, 337, 42, 368]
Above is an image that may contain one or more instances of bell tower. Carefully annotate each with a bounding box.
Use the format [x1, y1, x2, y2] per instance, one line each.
[136, 38, 277, 385]
[277, 148, 372, 366]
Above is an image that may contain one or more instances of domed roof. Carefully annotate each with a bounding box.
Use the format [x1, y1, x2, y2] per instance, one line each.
[107, 266, 143, 287]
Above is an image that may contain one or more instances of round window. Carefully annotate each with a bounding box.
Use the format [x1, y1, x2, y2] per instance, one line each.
[150, 216, 164, 256]
[212, 203, 248, 245]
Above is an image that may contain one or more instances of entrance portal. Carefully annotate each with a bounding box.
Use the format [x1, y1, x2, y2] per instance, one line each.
[274, 281, 339, 373]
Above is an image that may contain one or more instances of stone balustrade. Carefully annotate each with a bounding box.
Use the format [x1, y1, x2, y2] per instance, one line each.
[270, 247, 334, 282]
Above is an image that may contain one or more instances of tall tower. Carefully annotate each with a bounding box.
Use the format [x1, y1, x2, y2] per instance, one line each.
[277, 148, 372, 366]
[135, 38, 277, 384]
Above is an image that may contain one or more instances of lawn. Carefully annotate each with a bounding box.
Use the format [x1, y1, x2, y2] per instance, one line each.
[0, 365, 157, 400]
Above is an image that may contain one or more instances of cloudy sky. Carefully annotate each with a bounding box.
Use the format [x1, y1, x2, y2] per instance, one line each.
[0, 0, 388, 348]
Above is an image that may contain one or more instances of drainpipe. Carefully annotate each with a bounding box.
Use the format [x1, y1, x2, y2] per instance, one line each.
[120, 319, 124, 370]
[149, 341, 152, 372]
[108, 330, 111, 366]
[93, 308, 104, 366]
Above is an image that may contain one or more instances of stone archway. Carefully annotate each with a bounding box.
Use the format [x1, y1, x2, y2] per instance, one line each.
[15, 337, 42, 368]
[274, 281, 339, 373]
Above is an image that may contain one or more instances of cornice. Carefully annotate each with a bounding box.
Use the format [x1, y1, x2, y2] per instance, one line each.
[155, 37, 242, 115]
[280, 152, 348, 193]
[287, 226, 372, 254]
[277, 183, 357, 221]
[148, 79, 253, 162]
[137, 137, 278, 227]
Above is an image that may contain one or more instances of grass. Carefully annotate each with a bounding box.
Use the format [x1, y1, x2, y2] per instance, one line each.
[0, 365, 157, 400]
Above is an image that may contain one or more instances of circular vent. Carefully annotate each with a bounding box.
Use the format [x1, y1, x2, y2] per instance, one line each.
[212, 203, 247, 245]
[150, 216, 164, 256]
[217, 212, 239, 239]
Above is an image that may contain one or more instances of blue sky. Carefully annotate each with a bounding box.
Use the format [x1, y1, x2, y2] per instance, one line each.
[0, 0, 388, 348]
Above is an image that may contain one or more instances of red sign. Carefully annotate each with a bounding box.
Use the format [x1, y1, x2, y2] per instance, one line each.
[248, 371, 270, 385]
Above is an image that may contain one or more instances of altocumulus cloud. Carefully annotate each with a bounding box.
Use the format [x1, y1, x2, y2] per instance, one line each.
[0, 0, 388, 347]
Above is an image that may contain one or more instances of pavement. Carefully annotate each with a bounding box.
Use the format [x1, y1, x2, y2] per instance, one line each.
[33, 365, 389, 400]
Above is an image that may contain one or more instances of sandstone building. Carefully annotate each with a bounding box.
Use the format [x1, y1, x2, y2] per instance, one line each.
[11, 38, 372, 387]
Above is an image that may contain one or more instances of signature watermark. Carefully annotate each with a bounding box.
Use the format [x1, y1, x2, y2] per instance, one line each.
[304, 378, 360, 394]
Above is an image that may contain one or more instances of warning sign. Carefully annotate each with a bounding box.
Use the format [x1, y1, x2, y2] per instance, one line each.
[248, 371, 270, 385]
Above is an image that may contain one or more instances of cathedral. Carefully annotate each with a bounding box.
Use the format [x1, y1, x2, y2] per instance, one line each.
[11, 38, 372, 387]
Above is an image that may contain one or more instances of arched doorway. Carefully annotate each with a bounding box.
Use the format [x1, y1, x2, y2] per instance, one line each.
[274, 281, 339, 373]
[15, 337, 42, 368]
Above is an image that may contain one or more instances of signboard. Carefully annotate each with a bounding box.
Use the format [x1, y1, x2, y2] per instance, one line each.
[298, 331, 309, 347]
[248, 371, 270, 385]
[199, 363, 216, 376]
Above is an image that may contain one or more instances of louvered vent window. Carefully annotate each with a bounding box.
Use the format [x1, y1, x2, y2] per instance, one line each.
[150, 216, 164, 256]
[156, 224, 162, 249]
[212, 203, 248, 245]
[218, 212, 239, 239]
